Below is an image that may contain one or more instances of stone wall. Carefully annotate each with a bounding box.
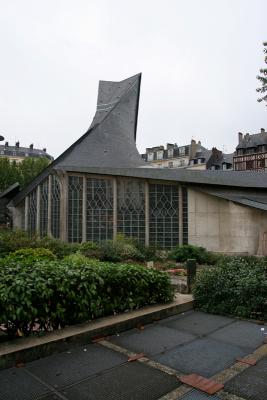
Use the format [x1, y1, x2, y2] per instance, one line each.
[188, 188, 267, 255]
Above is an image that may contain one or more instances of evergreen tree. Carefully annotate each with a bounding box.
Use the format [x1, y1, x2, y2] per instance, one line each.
[256, 42, 267, 106]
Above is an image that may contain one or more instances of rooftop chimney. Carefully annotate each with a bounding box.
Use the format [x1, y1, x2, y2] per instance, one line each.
[5, 141, 8, 147]
[261, 128, 265, 134]
[43, 148, 46, 153]
[30, 144, 33, 150]
[238, 132, 243, 144]
[15, 141, 19, 148]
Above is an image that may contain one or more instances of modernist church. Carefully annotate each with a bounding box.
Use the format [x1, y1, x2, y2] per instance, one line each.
[8, 74, 267, 255]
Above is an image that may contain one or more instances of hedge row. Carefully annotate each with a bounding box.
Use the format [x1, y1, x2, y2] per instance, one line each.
[193, 257, 267, 319]
[0, 257, 174, 337]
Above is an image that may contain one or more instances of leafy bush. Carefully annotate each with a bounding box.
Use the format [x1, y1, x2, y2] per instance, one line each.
[0, 258, 174, 337]
[0, 229, 79, 259]
[2, 248, 56, 266]
[193, 257, 267, 319]
[99, 234, 144, 262]
[37, 237, 80, 259]
[170, 244, 217, 265]
[79, 241, 100, 258]
[0, 229, 37, 257]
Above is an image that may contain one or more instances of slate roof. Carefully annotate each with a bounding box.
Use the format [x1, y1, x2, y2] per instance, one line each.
[56, 73, 145, 170]
[0, 145, 53, 160]
[236, 131, 267, 149]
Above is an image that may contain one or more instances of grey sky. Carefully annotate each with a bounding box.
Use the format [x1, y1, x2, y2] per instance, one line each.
[0, 0, 266, 158]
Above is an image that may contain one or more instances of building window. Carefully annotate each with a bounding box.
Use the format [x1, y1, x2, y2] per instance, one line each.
[86, 178, 113, 242]
[168, 161, 173, 168]
[117, 179, 145, 243]
[149, 184, 179, 248]
[179, 147, 185, 156]
[157, 150, 163, 160]
[51, 175, 60, 239]
[246, 160, 253, 170]
[28, 190, 37, 236]
[68, 176, 83, 243]
[40, 179, 48, 238]
[147, 152, 154, 161]
[168, 149, 173, 158]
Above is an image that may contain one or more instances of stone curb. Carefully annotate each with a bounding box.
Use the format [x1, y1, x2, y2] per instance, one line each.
[0, 295, 194, 370]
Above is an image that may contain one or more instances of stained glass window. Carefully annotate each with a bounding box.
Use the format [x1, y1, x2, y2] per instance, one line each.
[117, 179, 145, 242]
[68, 176, 83, 242]
[51, 175, 60, 239]
[86, 178, 113, 242]
[149, 184, 179, 248]
[182, 187, 188, 244]
[40, 179, 48, 237]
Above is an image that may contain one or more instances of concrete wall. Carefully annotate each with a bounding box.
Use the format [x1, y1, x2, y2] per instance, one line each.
[188, 188, 267, 255]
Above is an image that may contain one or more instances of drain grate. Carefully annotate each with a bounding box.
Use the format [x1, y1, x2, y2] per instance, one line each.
[209, 320, 266, 350]
[26, 343, 127, 389]
[178, 389, 221, 399]
[160, 311, 234, 336]
[110, 324, 196, 356]
[61, 360, 181, 400]
[225, 356, 267, 400]
[0, 367, 50, 400]
[153, 337, 250, 377]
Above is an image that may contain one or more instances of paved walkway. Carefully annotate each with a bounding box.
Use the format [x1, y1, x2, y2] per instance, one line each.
[0, 310, 266, 399]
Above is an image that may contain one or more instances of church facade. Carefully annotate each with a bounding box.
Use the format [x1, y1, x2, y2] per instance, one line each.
[8, 74, 267, 255]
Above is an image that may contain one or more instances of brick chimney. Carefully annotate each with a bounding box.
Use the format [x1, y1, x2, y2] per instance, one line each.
[238, 132, 243, 144]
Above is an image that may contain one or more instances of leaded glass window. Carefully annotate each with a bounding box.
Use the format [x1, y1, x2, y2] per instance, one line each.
[68, 175, 83, 243]
[117, 179, 145, 242]
[40, 179, 48, 238]
[51, 175, 60, 239]
[182, 187, 188, 244]
[86, 178, 113, 242]
[28, 190, 37, 236]
[149, 184, 179, 248]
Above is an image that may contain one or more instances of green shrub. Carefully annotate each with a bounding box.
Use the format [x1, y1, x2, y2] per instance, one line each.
[0, 258, 174, 337]
[99, 234, 144, 262]
[0, 229, 37, 257]
[38, 237, 80, 259]
[193, 257, 267, 319]
[79, 241, 100, 258]
[170, 244, 217, 265]
[3, 248, 56, 265]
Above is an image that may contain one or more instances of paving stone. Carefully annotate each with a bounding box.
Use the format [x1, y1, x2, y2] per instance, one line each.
[153, 338, 250, 378]
[179, 374, 224, 395]
[209, 320, 266, 350]
[178, 389, 221, 399]
[225, 356, 267, 399]
[0, 367, 50, 400]
[160, 311, 234, 336]
[61, 361, 181, 400]
[110, 324, 196, 356]
[26, 343, 127, 389]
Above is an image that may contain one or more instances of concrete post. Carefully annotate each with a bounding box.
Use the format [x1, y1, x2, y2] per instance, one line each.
[186, 258, 196, 294]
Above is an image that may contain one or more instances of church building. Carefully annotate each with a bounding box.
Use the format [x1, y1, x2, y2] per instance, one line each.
[7, 74, 267, 255]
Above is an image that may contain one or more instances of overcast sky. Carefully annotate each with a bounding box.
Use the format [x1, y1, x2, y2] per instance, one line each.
[0, 0, 266, 158]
